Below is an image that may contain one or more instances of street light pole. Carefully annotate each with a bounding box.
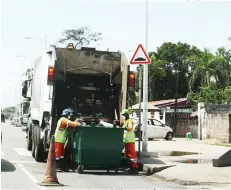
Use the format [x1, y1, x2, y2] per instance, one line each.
[173, 66, 179, 134]
[142, 0, 149, 152]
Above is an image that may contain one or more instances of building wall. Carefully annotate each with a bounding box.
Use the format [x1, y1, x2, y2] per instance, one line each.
[198, 103, 231, 143]
[130, 110, 165, 123]
[165, 112, 198, 138]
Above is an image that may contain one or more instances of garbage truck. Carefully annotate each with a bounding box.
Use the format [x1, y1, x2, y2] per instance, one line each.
[21, 44, 136, 162]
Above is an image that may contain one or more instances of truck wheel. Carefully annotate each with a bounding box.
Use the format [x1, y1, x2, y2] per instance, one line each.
[26, 120, 32, 150]
[34, 125, 46, 162]
[31, 127, 35, 158]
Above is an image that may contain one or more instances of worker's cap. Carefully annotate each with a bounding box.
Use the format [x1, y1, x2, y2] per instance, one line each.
[121, 109, 129, 115]
[62, 108, 74, 116]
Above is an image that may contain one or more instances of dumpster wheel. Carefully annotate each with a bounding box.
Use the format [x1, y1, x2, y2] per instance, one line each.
[77, 165, 84, 174]
[115, 168, 119, 174]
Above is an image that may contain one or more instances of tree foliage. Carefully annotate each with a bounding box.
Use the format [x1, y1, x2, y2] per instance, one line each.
[136, 42, 202, 101]
[187, 85, 231, 106]
[135, 42, 231, 107]
[186, 49, 230, 92]
[55, 27, 102, 48]
[2, 106, 16, 119]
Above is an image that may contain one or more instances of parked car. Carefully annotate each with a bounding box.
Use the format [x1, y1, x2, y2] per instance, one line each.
[133, 118, 173, 141]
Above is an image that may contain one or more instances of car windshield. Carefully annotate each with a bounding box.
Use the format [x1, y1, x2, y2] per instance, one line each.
[152, 119, 163, 126]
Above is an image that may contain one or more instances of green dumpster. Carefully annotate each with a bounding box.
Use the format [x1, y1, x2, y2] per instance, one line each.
[71, 125, 124, 174]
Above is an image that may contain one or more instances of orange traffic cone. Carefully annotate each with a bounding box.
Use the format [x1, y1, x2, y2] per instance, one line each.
[38, 135, 63, 186]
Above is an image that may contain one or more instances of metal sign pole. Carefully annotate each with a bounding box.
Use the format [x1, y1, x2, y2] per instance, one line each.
[138, 64, 142, 159]
[142, 0, 149, 152]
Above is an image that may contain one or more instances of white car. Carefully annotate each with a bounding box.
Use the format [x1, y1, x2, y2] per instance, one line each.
[133, 118, 173, 141]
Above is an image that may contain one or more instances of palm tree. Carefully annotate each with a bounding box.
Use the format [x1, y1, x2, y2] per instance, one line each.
[187, 49, 229, 92]
[216, 47, 231, 85]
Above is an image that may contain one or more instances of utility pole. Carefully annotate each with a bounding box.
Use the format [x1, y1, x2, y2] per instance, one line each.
[142, 0, 149, 152]
[173, 62, 180, 134]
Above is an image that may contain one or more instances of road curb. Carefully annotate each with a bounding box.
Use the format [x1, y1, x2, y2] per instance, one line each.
[137, 159, 176, 175]
[143, 164, 175, 175]
[153, 173, 231, 186]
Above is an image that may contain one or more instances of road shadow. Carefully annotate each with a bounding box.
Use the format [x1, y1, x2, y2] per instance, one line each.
[1, 159, 16, 172]
[138, 157, 166, 165]
[83, 171, 141, 176]
[60, 169, 141, 176]
[136, 139, 176, 142]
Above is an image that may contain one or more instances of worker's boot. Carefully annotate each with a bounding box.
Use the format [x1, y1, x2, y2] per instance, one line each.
[125, 167, 139, 174]
[60, 158, 69, 172]
[56, 160, 61, 171]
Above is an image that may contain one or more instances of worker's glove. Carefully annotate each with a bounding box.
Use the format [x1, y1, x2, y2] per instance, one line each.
[75, 118, 82, 122]
[113, 120, 120, 126]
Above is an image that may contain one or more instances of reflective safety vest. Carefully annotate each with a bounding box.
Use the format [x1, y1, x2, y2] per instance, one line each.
[54, 117, 68, 143]
[122, 118, 135, 143]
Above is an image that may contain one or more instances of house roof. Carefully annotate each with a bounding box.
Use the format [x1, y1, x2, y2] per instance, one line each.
[150, 98, 187, 105]
[150, 98, 190, 108]
[130, 102, 160, 110]
[131, 98, 190, 110]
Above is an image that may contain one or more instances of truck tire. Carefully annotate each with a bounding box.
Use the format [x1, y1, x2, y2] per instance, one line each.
[34, 125, 46, 162]
[32, 126, 35, 158]
[26, 119, 32, 151]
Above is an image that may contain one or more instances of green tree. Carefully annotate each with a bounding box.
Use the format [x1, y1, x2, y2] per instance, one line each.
[187, 85, 231, 106]
[140, 42, 201, 100]
[216, 47, 231, 85]
[187, 49, 229, 92]
[2, 106, 16, 119]
[135, 55, 167, 101]
[54, 27, 102, 48]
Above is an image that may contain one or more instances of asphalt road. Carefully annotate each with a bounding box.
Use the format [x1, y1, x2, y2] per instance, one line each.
[1, 121, 181, 189]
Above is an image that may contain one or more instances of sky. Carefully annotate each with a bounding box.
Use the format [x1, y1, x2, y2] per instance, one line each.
[0, 0, 231, 108]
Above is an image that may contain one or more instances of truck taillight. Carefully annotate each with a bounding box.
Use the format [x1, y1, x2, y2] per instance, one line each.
[129, 72, 135, 88]
[47, 66, 54, 84]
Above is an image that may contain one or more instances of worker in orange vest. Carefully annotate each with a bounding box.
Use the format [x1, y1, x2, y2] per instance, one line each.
[121, 109, 139, 174]
[55, 108, 81, 171]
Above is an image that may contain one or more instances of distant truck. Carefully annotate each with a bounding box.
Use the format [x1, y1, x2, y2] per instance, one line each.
[22, 45, 136, 162]
[1, 114, 5, 123]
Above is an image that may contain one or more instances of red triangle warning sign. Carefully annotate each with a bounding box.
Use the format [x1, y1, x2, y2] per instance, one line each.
[130, 44, 151, 65]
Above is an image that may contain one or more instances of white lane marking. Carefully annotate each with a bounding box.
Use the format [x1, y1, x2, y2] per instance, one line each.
[13, 148, 31, 156]
[8, 160, 37, 164]
[16, 163, 48, 190]
[1, 150, 5, 156]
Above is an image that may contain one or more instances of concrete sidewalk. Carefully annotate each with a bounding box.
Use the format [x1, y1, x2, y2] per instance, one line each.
[154, 163, 231, 185]
[137, 138, 231, 186]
